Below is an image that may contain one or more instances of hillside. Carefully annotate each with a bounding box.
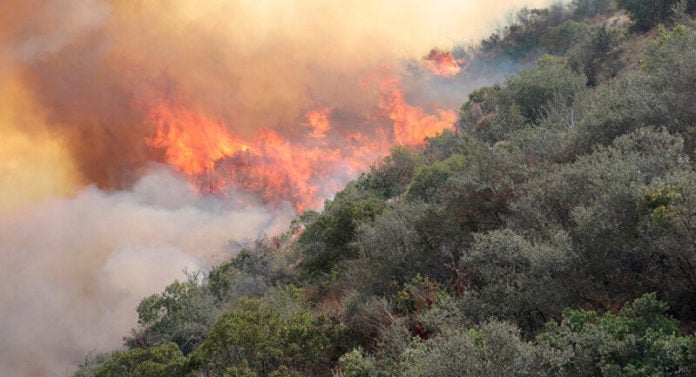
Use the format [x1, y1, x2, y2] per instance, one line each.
[74, 1, 696, 376]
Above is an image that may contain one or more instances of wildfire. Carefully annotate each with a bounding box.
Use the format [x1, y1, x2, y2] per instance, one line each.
[377, 76, 457, 146]
[146, 73, 456, 212]
[146, 103, 252, 177]
[423, 48, 466, 77]
[213, 128, 331, 212]
[145, 101, 346, 212]
[305, 107, 330, 139]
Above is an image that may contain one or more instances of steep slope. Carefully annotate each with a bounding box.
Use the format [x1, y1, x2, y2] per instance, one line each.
[74, 2, 696, 376]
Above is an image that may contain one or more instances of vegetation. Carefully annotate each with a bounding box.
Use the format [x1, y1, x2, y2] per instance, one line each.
[74, 3, 696, 377]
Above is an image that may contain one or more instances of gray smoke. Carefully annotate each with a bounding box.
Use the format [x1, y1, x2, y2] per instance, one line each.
[0, 167, 295, 376]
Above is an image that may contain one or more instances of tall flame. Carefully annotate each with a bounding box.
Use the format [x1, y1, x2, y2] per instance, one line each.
[145, 72, 456, 212]
[305, 107, 331, 139]
[377, 75, 457, 146]
[423, 48, 466, 77]
[145, 103, 253, 177]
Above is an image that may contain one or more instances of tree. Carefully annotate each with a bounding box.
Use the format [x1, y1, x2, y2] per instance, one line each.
[459, 229, 578, 332]
[512, 128, 685, 309]
[567, 25, 624, 86]
[361, 146, 424, 199]
[640, 168, 696, 320]
[353, 202, 449, 295]
[571, 0, 613, 18]
[94, 343, 192, 377]
[297, 189, 385, 279]
[616, 0, 696, 31]
[400, 321, 556, 377]
[207, 248, 272, 303]
[126, 275, 218, 355]
[191, 295, 342, 377]
[334, 348, 387, 377]
[459, 56, 586, 142]
[641, 24, 696, 153]
[501, 55, 586, 126]
[538, 293, 696, 376]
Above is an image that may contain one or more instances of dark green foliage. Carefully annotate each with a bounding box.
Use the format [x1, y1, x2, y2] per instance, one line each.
[571, 0, 614, 18]
[540, 20, 593, 53]
[126, 275, 218, 355]
[616, 0, 696, 31]
[567, 25, 624, 86]
[422, 129, 472, 163]
[406, 155, 465, 204]
[394, 274, 444, 316]
[573, 77, 657, 152]
[503, 56, 586, 125]
[353, 202, 450, 294]
[557, 127, 681, 224]
[480, 5, 572, 59]
[207, 248, 273, 302]
[460, 229, 578, 332]
[360, 294, 696, 377]
[400, 321, 549, 377]
[642, 25, 696, 153]
[94, 343, 192, 377]
[413, 145, 529, 236]
[334, 348, 387, 377]
[539, 293, 696, 376]
[571, 25, 696, 154]
[458, 84, 503, 142]
[298, 189, 386, 279]
[639, 169, 696, 320]
[360, 146, 424, 199]
[460, 56, 586, 142]
[191, 294, 342, 377]
[72, 353, 113, 377]
[340, 294, 397, 352]
[515, 128, 685, 306]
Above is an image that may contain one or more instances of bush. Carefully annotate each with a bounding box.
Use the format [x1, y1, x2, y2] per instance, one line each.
[460, 56, 586, 142]
[297, 189, 385, 279]
[640, 168, 696, 320]
[94, 343, 192, 377]
[571, 0, 613, 18]
[191, 295, 342, 377]
[616, 0, 696, 32]
[538, 293, 696, 376]
[353, 202, 449, 294]
[126, 275, 218, 355]
[567, 25, 624, 86]
[334, 348, 387, 377]
[400, 321, 555, 377]
[459, 229, 577, 332]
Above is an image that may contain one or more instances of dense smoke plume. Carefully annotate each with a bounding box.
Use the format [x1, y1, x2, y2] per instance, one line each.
[0, 0, 551, 375]
[0, 169, 294, 376]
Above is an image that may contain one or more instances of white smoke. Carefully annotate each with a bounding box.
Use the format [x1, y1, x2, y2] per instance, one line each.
[0, 167, 295, 376]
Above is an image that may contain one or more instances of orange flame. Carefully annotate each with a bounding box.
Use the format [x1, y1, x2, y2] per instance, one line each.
[145, 102, 352, 212]
[423, 49, 466, 77]
[377, 76, 457, 146]
[146, 103, 252, 176]
[146, 74, 455, 212]
[305, 107, 330, 139]
[214, 128, 330, 212]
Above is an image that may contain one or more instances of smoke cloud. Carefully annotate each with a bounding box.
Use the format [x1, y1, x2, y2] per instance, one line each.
[0, 169, 295, 376]
[0, 0, 553, 375]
